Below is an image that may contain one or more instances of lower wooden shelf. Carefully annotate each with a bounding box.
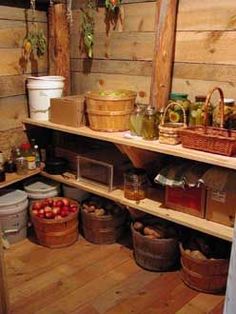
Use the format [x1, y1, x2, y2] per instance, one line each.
[0, 169, 41, 189]
[40, 171, 233, 242]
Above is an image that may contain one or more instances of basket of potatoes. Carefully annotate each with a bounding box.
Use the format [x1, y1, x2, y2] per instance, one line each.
[131, 219, 179, 271]
[81, 196, 127, 244]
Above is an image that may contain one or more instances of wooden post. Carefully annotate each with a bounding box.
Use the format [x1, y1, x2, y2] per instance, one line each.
[223, 220, 236, 314]
[0, 233, 9, 314]
[48, 3, 71, 96]
[150, 0, 179, 110]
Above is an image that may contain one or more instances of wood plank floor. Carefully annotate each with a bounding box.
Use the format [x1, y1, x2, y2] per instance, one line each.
[4, 235, 225, 314]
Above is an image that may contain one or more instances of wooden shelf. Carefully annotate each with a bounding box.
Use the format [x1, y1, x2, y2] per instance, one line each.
[23, 118, 236, 170]
[41, 171, 233, 242]
[0, 169, 41, 189]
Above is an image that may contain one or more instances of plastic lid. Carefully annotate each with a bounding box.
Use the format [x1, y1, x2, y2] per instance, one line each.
[21, 143, 31, 150]
[28, 76, 65, 81]
[24, 178, 59, 194]
[0, 189, 28, 208]
[223, 98, 235, 105]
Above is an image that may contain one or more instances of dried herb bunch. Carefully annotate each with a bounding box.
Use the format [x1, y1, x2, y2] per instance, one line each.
[22, 0, 47, 59]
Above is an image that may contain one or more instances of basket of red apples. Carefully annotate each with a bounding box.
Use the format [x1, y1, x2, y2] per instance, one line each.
[30, 197, 79, 248]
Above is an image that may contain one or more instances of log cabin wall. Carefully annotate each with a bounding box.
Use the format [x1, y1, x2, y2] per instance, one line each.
[70, 0, 236, 104]
[0, 5, 48, 157]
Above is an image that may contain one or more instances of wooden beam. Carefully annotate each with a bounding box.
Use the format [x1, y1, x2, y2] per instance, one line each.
[48, 3, 71, 95]
[0, 233, 9, 314]
[150, 0, 179, 110]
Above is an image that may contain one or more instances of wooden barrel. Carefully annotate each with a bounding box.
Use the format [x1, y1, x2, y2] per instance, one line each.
[131, 224, 179, 271]
[30, 198, 79, 248]
[81, 208, 127, 244]
[180, 244, 229, 293]
[86, 90, 136, 132]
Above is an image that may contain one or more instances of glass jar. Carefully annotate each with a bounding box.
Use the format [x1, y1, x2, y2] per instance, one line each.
[129, 104, 146, 136]
[168, 93, 191, 124]
[213, 98, 235, 127]
[15, 157, 28, 175]
[189, 95, 207, 126]
[124, 168, 147, 201]
[141, 107, 159, 140]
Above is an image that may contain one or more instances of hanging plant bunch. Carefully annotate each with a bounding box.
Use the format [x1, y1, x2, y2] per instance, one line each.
[80, 0, 97, 58]
[22, 0, 47, 59]
[105, 0, 122, 11]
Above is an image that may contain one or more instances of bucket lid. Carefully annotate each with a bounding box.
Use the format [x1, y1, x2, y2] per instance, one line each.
[28, 76, 65, 81]
[24, 178, 59, 194]
[0, 190, 28, 208]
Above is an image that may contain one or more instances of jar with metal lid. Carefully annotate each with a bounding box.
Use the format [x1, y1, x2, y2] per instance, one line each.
[129, 104, 146, 136]
[141, 107, 159, 140]
[213, 98, 235, 127]
[189, 95, 208, 126]
[124, 168, 147, 201]
[168, 93, 191, 124]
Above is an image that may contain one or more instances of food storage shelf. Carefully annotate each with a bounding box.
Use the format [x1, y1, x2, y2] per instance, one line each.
[0, 169, 41, 189]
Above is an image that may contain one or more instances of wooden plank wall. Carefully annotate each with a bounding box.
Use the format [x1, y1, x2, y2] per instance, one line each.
[71, 0, 236, 105]
[0, 5, 48, 157]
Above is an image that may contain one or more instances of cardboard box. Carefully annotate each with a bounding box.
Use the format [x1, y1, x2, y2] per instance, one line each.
[50, 95, 85, 127]
[165, 186, 206, 218]
[206, 189, 236, 227]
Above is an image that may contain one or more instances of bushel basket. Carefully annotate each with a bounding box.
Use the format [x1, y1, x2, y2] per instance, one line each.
[179, 87, 236, 156]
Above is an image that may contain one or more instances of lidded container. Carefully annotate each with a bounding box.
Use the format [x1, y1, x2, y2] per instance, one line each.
[124, 168, 148, 201]
[129, 104, 146, 136]
[189, 95, 207, 126]
[213, 98, 235, 128]
[169, 93, 191, 124]
[142, 107, 159, 140]
[0, 189, 29, 243]
[24, 177, 60, 201]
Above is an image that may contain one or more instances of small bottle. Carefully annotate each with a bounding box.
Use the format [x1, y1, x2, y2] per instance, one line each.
[33, 145, 41, 168]
[21, 143, 36, 170]
[16, 146, 28, 175]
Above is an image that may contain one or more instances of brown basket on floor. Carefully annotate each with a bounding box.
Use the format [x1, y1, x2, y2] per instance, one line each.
[81, 207, 127, 244]
[159, 102, 187, 145]
[30, 197, 79, 248]
[179, 87, 236, 156]
[131, 224, 179, 271]
[180, 244, 229, 294]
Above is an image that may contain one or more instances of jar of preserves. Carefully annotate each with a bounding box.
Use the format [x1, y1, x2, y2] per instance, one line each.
[141, 107, 159, 140]
[129, 104, 146, 136]
[213, 98, 235, 127]
[124, 168, 147, 201]
[168, 93, 191, 124]
[189, 95, 207, 126]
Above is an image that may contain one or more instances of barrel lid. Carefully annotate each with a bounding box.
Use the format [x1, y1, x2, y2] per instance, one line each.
[24, 178, 59, 194]
[0, 190, 28, 208]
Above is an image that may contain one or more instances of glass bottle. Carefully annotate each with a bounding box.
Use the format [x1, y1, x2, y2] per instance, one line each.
[124, 168, 147, 201]
[129, 104, 146, 136]
[21, 143, 36, 170]
[15, 147, 28, 175]
[142, 107, 159, 140]
[33, 144, 41, 168]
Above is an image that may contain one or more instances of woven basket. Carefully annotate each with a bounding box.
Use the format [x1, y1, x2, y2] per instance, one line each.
[180, 244, 229, 294]
[131, 224, 179, 271]
[81, 207, 127, 244]
[30, 197, 79, 248]
[86, 90, 136, 132]
[179, 87, 236, 156]
[159, 102, 187, 145]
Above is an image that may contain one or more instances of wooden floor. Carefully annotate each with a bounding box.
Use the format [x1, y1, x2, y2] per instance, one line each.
[4, 235, 225, 314]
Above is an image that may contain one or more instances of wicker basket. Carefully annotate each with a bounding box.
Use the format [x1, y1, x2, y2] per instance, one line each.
[85, 90, 136, 132]
[131, 224, 179, 271]
[159, 102, 187, 145]
[81, 207, 127, 244]
[179, 87, 236, 156]
[180, 244, 229, 293]
[30, 197, 79, 248]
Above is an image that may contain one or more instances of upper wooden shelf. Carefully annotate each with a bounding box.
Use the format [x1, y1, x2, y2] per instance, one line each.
[0, 169, 41, 189]
[23, 118, 236, 170]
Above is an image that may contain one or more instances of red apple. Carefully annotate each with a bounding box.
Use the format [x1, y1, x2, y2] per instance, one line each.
[39, 209, 45, 215]
[61, 198, 69, 206]
[32, 209, 38, 216]
[56, 200, 64, 208]
[33, 201, 43, 210]
[38, 213, 45, 218]
[62, 205, 69, 212]
[45, 212, 53, 219]
[45, 198, 54, 206]
[55, 215, 62, 220]
[69, 207, 77, 213]
[42, 200, 49, 207]
[52, 207, 60, 216]
[60, 210, 68, 217]
[44, 206, 52, 213]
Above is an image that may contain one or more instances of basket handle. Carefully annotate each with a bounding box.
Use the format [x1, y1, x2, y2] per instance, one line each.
[203, 87, 224, 128]
[160, 101, 187, 126]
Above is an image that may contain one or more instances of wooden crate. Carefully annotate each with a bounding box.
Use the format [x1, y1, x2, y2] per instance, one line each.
[165, 186, 206, 218]
[50, 95, 86, 127]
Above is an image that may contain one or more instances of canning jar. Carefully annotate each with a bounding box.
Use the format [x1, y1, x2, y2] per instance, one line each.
[168, 93, 191, 124]
[189, 95, 207, 126]
[213, 98, 235, 127]
[141, 107, 159, 140]
[129, 104, 146, 136]
[124, 168, 147, 201]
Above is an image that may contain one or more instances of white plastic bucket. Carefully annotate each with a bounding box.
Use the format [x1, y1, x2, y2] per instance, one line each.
[0, 189, 29, 244]
[62, 184, 89, 202]
[27, 76, 65, 121]
[24, 178, 60, 200]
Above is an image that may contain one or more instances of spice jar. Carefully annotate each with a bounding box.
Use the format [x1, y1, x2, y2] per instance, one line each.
[142, 107, 159, 140]
[129, 104, 146, 136]
[124, 168, 147, 201]
[169, 93, 191, 124]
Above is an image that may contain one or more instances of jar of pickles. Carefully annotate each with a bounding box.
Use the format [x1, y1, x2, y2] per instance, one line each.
[129, 104, 146, 136]
[189, 95, 207, 126]
[141, 107, 159, 140]
[213, 98, 235, 127]
[168, 93, 191, 124]
[124, 168, 147, 201]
